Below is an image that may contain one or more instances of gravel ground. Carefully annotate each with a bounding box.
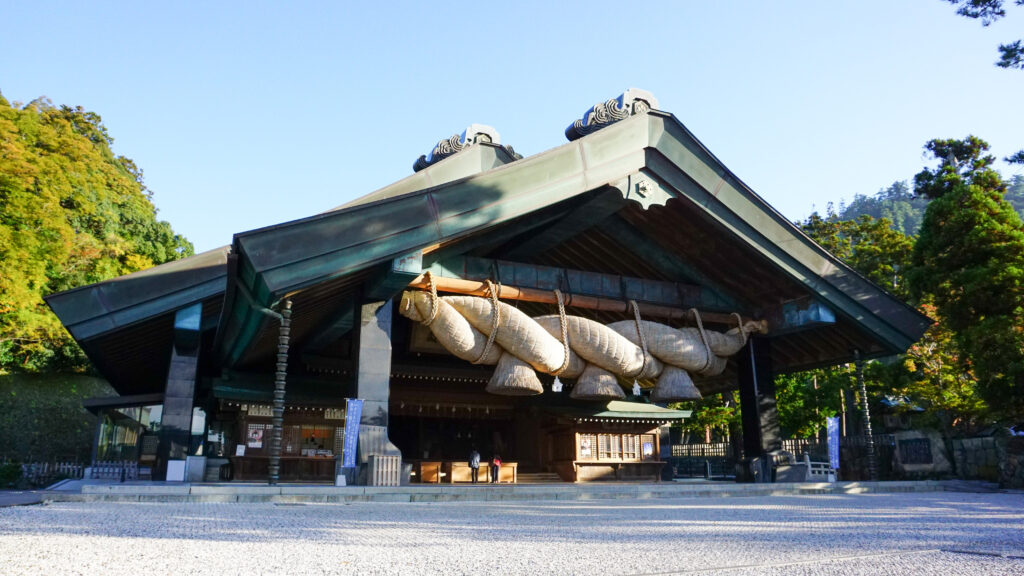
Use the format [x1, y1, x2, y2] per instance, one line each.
[1, 492, 1023, 575]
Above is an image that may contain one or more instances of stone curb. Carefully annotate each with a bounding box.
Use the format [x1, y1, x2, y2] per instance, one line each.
[0, 493, 44, 508]
[43, 480, 953, 504]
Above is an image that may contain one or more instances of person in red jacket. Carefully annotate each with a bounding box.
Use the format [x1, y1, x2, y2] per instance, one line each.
[491, 454, 501, 483]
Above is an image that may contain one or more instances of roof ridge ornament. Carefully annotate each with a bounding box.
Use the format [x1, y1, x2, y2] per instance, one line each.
[413, 124, 520, 172]
[564, 88, 659, 141]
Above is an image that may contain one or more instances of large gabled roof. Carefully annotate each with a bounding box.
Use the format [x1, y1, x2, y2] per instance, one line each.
[46, 101, 931, 394]
[220, 110, 929, 369]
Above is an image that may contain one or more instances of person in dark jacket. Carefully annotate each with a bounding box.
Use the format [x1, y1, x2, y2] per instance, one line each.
[469, 447, 481, 483]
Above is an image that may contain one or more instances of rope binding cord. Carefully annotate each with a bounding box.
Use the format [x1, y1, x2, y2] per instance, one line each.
[472, 279, 502, 364]
[423, 271, 441, 327]
[551, 289, 571, 392]
[690, 308, 713, 373]
[732, 312, 748, 341]
[629, 300, 649, 383]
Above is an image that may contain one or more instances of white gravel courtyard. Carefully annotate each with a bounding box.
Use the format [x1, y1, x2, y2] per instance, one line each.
[2, 492, 1023, 575]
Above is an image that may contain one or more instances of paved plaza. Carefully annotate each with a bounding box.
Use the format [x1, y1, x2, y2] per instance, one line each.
[1, 491, 1023, 575]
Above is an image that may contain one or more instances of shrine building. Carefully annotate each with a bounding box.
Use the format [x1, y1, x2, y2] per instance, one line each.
[45, 89, 930, 485]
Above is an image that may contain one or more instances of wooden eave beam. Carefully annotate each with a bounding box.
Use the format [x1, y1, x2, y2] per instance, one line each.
[501, 186, 627, 260]
[585, 215, 742, 312]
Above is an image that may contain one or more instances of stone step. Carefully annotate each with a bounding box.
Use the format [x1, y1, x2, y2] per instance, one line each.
[61, 479, 950, 504]
[517, 473, 564, 484]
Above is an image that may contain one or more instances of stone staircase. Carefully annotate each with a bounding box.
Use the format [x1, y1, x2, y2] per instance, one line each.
[204, 458, 229, 482]
[516, 472, 564, 484]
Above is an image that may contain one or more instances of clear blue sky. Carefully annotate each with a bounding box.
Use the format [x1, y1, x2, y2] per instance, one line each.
[3, 1, 1023, 252]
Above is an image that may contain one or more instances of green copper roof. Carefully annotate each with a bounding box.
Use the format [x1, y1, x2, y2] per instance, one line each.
[219, 111, 929, 369]
[46, 102, 932, 392]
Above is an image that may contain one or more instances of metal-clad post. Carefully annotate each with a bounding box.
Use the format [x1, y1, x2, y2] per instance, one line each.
[268, 299, 292, 486]
[855, 349, 878, 481]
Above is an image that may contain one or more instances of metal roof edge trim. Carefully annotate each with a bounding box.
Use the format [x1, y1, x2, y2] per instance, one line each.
[647, 113, 932, 346]
[215, 116, 654, 365]
[44, 246, 230, 342]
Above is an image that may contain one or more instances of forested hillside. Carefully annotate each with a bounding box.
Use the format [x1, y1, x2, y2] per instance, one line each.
[0, 93, 193, 373]
[838, 175, 1024, 234]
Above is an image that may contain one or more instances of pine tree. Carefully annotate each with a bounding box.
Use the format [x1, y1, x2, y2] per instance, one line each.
[908, 136, 1024, 416]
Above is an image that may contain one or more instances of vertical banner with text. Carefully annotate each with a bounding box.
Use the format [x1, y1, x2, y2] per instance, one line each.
[827, 416, 840, 471]
[342, 399, 363, 469]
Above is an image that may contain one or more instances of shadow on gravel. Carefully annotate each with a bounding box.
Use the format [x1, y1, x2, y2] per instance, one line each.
[1, 493, 1022, 561]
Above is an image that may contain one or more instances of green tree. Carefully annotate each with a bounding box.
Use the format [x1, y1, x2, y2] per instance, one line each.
[797, 207, 993, 434]
[908, 136, 1024, 416]
[869, 304, 990, 436]
[774, 370, 845, 438]
[800, 210, 915, 300]
[945, 1, 1024, 162]
[672, 392, 740, 443]
[1007, 174, 1024, 219]
[0, 93, 193, 373]
[945, 0, 1024, 69]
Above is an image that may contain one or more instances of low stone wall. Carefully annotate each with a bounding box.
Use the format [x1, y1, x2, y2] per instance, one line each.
[999, 436, 1024, 488]
[950, 437, 1000, 482]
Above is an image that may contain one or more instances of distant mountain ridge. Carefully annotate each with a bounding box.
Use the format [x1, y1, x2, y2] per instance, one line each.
[837, 175, 1024, 234]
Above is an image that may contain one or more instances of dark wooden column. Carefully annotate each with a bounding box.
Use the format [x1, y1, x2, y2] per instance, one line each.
[267, 300, 292, 486]
[736, 336, 781, 482]
[658, 424, 673, 481]
[351, 299, 401, 484]
[855, 349, 878, 481]
[156, 303, 202, 481]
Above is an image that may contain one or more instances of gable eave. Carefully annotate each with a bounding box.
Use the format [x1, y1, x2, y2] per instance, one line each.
[218, 110, 929, 368]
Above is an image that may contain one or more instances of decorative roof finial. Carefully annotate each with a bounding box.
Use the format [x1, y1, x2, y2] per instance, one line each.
[565, 88, 659, 141]
[414, 124, 520, 172]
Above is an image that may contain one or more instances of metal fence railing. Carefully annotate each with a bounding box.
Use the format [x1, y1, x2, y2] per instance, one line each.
[1, 459, 86, 487]
[89, 460, 142, 481]
[670, 434, 898, 480]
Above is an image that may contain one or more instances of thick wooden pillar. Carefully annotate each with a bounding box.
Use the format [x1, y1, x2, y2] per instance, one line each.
[156, 303, 202, 481]
[737, 336, 781, 482]
[352, 299, 401, 483]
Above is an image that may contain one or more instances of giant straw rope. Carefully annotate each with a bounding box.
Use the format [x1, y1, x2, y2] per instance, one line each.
[399, 274, 762, 401]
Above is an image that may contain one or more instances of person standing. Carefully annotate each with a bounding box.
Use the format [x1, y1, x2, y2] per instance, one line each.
[469, 447, 481, 483]
[491, 454, 502, 483]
